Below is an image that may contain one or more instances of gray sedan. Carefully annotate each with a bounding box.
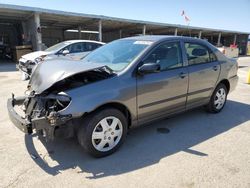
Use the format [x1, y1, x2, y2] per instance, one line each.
[8, 36, 238, 157]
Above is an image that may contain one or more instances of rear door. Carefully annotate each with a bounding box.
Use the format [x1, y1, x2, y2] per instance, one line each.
[184, 41, 220, 109]
[137, 41, 188, 123]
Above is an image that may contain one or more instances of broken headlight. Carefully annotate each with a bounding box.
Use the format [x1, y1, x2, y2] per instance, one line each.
[35, 55, 47, 63]
[46, 92, 71, 112]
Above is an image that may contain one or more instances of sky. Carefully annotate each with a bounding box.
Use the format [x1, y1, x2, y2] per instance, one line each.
[0, 0, 250, 32]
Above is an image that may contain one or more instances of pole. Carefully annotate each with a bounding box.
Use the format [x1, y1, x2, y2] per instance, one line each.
[198, 31, 202, 39]
[78, 26, 82, 39]
[217, 33, 221, 46]
[233, 34, 237, 45]
[174, 28, 178, 36]
[119, 29, 122, 38]
[142, 25, 146, 35]
[34, 13, 42, 51]
[98, 20, 102, 42]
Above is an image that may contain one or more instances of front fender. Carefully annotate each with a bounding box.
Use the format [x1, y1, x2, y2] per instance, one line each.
[59, 75, 137, 121]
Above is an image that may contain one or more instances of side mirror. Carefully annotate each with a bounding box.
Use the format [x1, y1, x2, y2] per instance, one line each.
[138, 63, 160, 75]
[62, 49, 69, 56]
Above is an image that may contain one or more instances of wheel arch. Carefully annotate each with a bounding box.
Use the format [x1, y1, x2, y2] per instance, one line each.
[218, 79, 230, 93]
[83, 102, 132, 128]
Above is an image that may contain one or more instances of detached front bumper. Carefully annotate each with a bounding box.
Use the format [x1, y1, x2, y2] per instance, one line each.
[7, 95, 72, 140]
[7, 96, 32, 134]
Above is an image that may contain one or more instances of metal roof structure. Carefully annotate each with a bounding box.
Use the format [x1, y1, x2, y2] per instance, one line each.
[0, 3, 249, 36]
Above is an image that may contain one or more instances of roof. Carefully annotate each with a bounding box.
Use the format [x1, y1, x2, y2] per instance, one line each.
[121, 35, 213, 43]
[0, 3, 249, 35]
[64, 40, 105, 44]
[122, 35, 195, 41]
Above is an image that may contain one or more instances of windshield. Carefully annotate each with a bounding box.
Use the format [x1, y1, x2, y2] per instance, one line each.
[45, 41, 71, 52]
[83, 39, 152, 71]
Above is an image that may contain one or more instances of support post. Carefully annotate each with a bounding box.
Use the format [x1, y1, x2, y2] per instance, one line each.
[78, 26, 82, 39]
[98, 20, 102, 42]
[119, 29, 122, 38]
[21, 21, 28, 44]
[217, 32, 221, 46]
[34, 13, 42, 51]
[233, 34, 237, 45]
[198, 31, 202, 39]
[174, 28, 178, 36]
[142, 25, 146, 35]
[62, 30, 65, 41]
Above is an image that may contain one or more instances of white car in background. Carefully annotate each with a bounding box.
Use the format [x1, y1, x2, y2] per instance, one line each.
[18, 40, 105, 80]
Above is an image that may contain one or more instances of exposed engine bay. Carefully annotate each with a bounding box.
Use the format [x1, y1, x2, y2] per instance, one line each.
[44, 66, 114, 94]
[8, 65, 115, 140]
[25, 66, 113, 119]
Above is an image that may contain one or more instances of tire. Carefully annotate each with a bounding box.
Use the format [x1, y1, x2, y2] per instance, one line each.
[206, 83, 228, 113]
[77, 108, 128, 157]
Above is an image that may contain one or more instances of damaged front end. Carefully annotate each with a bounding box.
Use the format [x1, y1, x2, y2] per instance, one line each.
[7, 92, 72, 140]
[18, 60, 35, 75]
[8, 60, 114, 140]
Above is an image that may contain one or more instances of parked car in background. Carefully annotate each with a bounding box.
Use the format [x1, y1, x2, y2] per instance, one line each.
[8, 36, 238, 157]
[18, 40, 104, 80]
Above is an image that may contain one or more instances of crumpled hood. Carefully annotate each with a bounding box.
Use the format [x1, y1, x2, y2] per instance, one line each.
[21, 51, 52, 61]
[29, 58, 107, 94]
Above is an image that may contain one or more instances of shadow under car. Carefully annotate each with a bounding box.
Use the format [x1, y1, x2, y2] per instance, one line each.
[24, 100, 250, 179]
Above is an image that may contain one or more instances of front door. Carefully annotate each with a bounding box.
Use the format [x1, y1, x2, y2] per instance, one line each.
[67, 42, 86, 60]
[137, 41, 188, 123]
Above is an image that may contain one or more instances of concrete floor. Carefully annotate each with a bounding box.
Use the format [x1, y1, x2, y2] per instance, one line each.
[0, 58, 250, 188]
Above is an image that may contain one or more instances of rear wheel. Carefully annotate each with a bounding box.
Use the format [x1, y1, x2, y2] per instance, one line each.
[77, 108, 128, 157]
[206, 83, 228, 113]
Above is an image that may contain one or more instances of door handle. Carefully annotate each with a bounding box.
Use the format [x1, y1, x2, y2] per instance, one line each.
[179, 72, 187, 79]
[213, 65, 219, 71]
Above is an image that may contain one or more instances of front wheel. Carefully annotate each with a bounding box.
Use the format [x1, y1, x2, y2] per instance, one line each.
[206, 83, 228, 113]
[77, 108, 128, 157]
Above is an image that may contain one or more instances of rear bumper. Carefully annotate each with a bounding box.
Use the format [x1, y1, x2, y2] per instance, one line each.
[7, 95, 72, 140]
[229, 75, 238, 92]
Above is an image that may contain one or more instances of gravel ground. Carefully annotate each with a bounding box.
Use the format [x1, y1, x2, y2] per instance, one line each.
[0, 57, 249, 188]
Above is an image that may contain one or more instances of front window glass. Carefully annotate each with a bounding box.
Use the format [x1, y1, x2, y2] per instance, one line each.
[144, 42, 183, 71]
[45, 41, 71, 52]
[69, 43, 84, 53]
[83, 40, 152, 71]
